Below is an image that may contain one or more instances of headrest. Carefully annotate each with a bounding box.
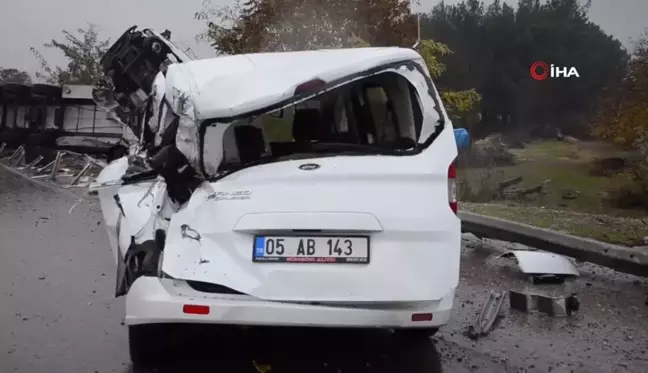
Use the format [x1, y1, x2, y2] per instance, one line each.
[234, 125, 265, 163]
[292, 108, 327, 141]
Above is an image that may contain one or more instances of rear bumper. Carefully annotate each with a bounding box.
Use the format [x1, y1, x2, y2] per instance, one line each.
[125, 277, 455, 328]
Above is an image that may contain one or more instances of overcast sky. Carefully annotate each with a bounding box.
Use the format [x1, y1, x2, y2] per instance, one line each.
[1, 0, 646, 80]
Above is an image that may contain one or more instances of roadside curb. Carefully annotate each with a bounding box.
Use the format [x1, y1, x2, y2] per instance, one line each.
[459, 210, 648, 277]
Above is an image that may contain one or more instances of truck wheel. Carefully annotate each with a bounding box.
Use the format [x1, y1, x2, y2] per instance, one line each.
[393, 328, 438, 343]
[128, 324, 168, 367]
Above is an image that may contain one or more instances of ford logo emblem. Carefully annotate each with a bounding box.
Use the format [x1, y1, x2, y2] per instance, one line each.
[299, 163, 320, 170]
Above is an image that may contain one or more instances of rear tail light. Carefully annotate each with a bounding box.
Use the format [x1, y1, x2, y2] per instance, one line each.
[448, 162, 457, 214]
[183, 304, 210, 315]
[411, 313, 434, 322]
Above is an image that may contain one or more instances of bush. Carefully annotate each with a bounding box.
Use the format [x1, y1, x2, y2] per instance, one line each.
[589, 157, 627, 176]
[457, 169, 502, 202]
[458, 134, 515, 168]
[606, 161, 648, 210]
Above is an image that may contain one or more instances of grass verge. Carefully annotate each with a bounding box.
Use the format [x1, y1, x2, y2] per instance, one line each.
[461, 201, 648, 247]
[458, 140, 648, 246]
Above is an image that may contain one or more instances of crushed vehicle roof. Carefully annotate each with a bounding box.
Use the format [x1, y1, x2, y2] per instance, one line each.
[164, 47, 424, 120]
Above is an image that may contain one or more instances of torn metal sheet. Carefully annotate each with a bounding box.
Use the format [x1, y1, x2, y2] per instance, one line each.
[509, 290, 580, 317]
[464, 290, 506, 340]
[477, 290, 506, 334]
[509, 290, 536, 313]
[498, 250, 579, 277]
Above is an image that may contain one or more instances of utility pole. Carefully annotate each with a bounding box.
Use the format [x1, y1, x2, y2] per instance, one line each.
[412, 0, 421, 49]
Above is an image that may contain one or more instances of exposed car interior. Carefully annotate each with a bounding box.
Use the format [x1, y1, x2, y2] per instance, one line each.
[204, 71, 425, 176]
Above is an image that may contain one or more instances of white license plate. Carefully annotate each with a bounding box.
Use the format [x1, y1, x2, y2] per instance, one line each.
[253, 236, 370, 264]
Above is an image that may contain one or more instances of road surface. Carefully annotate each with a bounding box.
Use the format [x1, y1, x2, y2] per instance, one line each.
[1, 166, 647, 373]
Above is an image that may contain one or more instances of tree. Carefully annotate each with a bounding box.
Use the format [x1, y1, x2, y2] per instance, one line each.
[593, 30, 648, 151]
[30, 24, 110, 85]
[418, 39, 481, 123]
[0, 68, 31, 84]
[196, 0, 416, 54]
[592, 30, 648, 209]
[196, 0, 480, 126]
[420, 0, 628, 138]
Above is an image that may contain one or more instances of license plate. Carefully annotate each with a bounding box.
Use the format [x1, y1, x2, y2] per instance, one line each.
[252, 236, 370, 264]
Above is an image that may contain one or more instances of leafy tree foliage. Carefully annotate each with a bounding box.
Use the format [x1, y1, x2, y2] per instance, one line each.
[30, 24, 110, 85]
[420, 0, 629, 138]
[593, 30, 648, 151]
[196, 0, 481, 125]
[196, 0, 416, 53]
[197, 0, 628, 138]
[0, 68, 31, 84]
[415, 40, 482, 125]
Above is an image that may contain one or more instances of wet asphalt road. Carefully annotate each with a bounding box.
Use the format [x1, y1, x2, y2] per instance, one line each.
[1, 166, 647, 373]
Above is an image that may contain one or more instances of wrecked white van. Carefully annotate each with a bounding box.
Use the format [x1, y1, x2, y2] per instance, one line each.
[92, 27, 460, 365]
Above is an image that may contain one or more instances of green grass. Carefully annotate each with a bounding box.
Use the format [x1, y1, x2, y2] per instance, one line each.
[458, 140, 648, 245]
[459, 140, 641, 216]
[262, 115, 293, 141]
[462, 202, 648, 246]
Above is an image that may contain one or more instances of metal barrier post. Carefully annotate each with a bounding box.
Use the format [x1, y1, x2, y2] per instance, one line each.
[6, 145, 25, 162]
[50, 151, 64, 181]
[70, 160, 92, 186]
[35, 159, 55, 175]
[85, 154, 108, 168]
[10, 147, 26, 167]
[21, 155, 44, 171]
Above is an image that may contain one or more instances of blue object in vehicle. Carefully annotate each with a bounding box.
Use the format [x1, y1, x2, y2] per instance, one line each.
[454, 128, 470, 150]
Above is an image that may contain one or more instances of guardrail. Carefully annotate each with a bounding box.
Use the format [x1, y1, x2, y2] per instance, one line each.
[459, 210, 648, 278]
[0, 142, 104, 189]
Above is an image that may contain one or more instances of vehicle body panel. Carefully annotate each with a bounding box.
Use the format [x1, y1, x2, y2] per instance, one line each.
[161, 125, 460, 302]
[499, 251, 579, 277]
[164, 47, 423, 120]
[94, 45, 460, 327]
[125, 277, 454, 327]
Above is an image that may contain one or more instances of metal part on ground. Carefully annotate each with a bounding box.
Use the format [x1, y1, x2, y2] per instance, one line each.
[509, 290, 580, 317]
[465, 290, 506, 339]
[0, 142, 105, 189]
[498, 250, 579, 277]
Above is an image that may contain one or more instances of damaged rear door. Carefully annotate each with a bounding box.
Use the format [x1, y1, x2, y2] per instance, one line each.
[161, 58, 461, 303]
[92, 157, 172, 296]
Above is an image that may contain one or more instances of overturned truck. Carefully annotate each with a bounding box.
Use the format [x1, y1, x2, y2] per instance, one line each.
[0, 82, 131, 158]
[91, 26, 462, 366]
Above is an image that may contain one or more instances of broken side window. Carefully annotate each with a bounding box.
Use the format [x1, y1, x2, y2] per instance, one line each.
[201, 70, 427, 178]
